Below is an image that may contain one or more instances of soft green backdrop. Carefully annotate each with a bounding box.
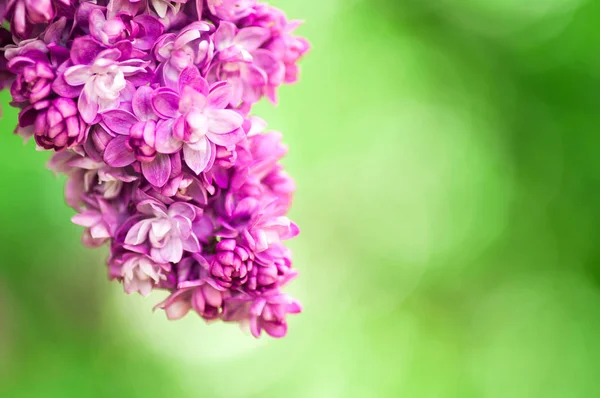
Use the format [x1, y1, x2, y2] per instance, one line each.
[2, 0, 600, 397]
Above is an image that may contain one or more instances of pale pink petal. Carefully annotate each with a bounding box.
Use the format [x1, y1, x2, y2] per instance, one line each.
[205, 109, 244, 134]
[183, 140, 211, 174]
[125, 219, 152, 245]
[153, 237, 183, 263]
[71, 211, 102, 227]
[214, 21, 236, 51]
[78, 82, 99, 124]
[234, 27, 270, 51]
[155, 119, 183, 154]
[63, 65, 93, 86]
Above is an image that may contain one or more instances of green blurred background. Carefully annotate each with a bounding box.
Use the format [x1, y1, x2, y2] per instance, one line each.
[3, 0, 600, 396]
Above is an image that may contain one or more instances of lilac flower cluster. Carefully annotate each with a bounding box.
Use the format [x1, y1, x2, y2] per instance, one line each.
[0, 0, 308, 338]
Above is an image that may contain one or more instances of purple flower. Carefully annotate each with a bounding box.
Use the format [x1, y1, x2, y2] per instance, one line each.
[1, 0, 308, 339]
[153, 21, 213, 87]
[267, 28, 310, 86]
[157, 277, 227, 320]
[207, 0, 256, 22]
[223, 292, 301, 338]
[111, 253, 170, 296]
[101, 86, 180, 188]
[89, 9, 164, 51]
[6, 0, 70, 38]
[17, 97, 87, 151]
[8, 53, 54, 103]
[209, 21, 271, 106]
[152, 68, 244, 174]
[71, 196, 119, 248]
[241, 5, 310, 101]
[57, 154, 138, 208]
[107, 0, 200, 21]
[5, 39, 67, 103]
[124, 199, 201, 263]
[210, 239, 253, 288]
[220, 195, 299, 252]
[55, 40, 149, 123]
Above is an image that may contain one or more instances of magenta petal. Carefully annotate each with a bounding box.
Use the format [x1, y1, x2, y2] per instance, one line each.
[71, 37, 105, 65]
[152, 90, 180, 119]
[52, 74, 82, 98]
[178, 67, 206, 93]
[142, 153, 171, 187]
[207, 82, 232, 109]
[104, 136, 136, 167]
[249, 316, 261, 338]
[133, 15, 164, 51]
[102, 110, 138, 135]
[132, 86, 156, 121]
[263, 322, 287, 338]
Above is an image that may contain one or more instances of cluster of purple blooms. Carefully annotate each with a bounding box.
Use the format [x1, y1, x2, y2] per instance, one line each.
[0, 0, 308, 338]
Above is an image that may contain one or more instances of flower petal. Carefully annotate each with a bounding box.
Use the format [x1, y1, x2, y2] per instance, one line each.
[125, 219, 152, 246]
[182, 234, 201, 253]
[52, 75, 82, 98]
[235, 27, 270, 51]
[71, 36, 105, 65]
[153, 237, 183, 263]
[132, 86, 156, 121]
[205, 109, 244, 134]
[207, 82, 232, 109]
[155, 119, 183, 154]
[178, 67, 206, 94]
[214, 21, 236, 51]
[207, 127, 244, 148]
[152, 89, 180, 119]
[78, 82, 99, 124]
[137, 199, 168, 217]
[102, 109, 138, 135]
[133, 14, 164, 51]
[183, 140, 211, 174]
[71, 211, 101, 227]
[64, 64, 93, 86]
[104, 136, 136, 167]
[142, 153, 171, 187]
